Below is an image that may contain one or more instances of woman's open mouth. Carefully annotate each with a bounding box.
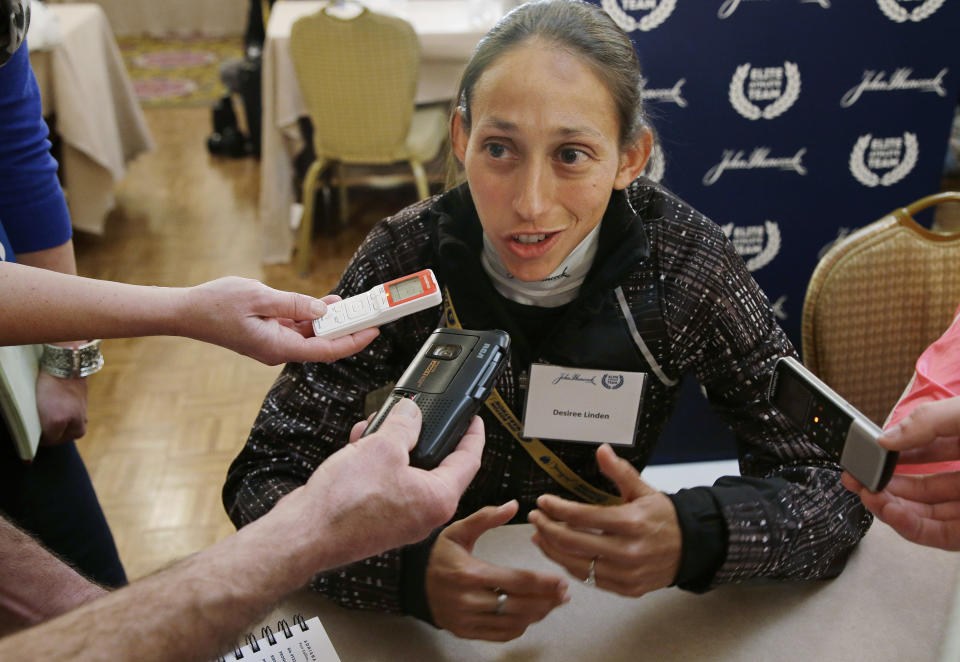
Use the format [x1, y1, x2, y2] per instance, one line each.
[507, 231, 561, 258]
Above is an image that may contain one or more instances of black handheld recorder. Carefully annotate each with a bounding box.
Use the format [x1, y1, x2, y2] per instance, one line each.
[363, 328, 511, 469]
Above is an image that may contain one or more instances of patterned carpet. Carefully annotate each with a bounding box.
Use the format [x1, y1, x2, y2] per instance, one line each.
[118, 36, 243, 108]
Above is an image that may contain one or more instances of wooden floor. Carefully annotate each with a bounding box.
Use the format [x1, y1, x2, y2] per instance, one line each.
[72, 107, 407, 580]
[72, 107, 960, 583]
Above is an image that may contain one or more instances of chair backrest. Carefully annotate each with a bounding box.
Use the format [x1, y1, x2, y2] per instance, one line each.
[289, 7, 420, 164]
[802, 192, 960, 425]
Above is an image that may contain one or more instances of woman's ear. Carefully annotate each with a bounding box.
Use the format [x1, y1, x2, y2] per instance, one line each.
[613, 128, 653, 190]
[450, 107, 469, 165]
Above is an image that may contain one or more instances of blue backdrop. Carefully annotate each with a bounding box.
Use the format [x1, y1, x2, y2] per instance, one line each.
[587, 0, 960, 462]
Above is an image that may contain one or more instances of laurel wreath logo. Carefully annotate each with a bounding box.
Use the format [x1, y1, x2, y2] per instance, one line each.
[729, 62, 801, 121]
[849, 132, 919, 187]
[601, 0, 677, 32]
[876, 0, 945, 22]
[719, 221, 781, 272]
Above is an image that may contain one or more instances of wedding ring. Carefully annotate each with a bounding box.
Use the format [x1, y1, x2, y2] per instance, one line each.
[585, 556, 598, 586]
[495, 590, 508, 616]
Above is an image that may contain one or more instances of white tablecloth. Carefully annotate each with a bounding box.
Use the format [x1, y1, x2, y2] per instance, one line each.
[45, 0, 248, 37]
[256, 521, 960, 662]
[30, 4, 153, 234]
[259, 0, 505, 264]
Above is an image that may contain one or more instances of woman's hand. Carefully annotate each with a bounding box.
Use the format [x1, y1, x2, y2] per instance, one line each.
[842, 397, 960, 550]
[528, 444, 681, 597]
[426, 501, 569, 642]
[181, 278, 379, 365]
[36, 371, 88, 445]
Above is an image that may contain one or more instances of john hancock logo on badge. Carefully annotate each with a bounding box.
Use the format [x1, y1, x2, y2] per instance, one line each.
[601, 0, 676, 32]
[602, 374, 625, 390]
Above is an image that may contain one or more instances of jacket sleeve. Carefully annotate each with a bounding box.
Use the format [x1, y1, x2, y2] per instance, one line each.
[658, 217, 872, 589]
[222, 217, 442, 614]
[0, 43, 72, 253]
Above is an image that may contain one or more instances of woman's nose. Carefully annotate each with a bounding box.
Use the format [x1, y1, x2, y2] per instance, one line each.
[512, 161, 552, 222]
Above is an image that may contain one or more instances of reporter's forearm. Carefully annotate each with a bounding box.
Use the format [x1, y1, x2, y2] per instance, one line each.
[0, 262, 187, 345]
[0, 517, 106, 636]
[0, 488, 334, 662]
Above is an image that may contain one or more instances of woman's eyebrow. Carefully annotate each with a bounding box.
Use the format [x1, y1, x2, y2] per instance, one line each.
[479, 117, 603, 139]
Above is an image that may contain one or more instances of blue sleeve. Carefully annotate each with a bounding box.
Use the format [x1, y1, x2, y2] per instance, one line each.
[0, 41, 72, 254]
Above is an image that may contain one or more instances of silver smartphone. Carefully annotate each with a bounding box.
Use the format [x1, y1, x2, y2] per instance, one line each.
[768, 356, 898, 492]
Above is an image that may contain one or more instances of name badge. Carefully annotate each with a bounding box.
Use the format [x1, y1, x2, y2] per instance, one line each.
[522, 364, 645, 446]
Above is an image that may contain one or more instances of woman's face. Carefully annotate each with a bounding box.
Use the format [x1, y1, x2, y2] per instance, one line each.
[452, 40, 650, 282]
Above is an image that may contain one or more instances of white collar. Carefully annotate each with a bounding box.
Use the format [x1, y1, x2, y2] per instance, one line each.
[480, 224, 600, 308]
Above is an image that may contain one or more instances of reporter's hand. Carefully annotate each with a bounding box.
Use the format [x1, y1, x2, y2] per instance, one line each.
[182, 278, 379, 365]
[426, 502, 569, 642]
[278, 399, 485, 572]
[36, 371, 88, 445]
[528, 444, 681, 598]
[842, 397, 960, 550]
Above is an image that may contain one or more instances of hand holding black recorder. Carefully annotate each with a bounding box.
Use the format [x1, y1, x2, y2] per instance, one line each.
[363, 328, 510, 469]
[768, 356, 898, 492]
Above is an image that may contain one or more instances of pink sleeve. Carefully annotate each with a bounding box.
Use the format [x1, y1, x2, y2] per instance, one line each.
[886, 302, 960, 474]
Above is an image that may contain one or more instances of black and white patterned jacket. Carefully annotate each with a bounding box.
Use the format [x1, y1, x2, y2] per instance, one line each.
[223, 178, 871, 621]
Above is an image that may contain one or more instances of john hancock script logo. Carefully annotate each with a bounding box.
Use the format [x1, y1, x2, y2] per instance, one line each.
[719, 0, 831, 19]
[841, 68, 948, 107]
[602, 0, 676, 32]
[849, 133, 918, 187]
[703, 147, 807, 186]
[729, 63, 801, 120]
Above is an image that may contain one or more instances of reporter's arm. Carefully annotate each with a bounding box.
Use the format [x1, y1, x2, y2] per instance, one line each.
[0, 262, 377, 364]
[0, 401, 483, 662]
[0, 517, 107, 636]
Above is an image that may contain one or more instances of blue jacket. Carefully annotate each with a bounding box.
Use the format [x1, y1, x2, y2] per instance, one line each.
[0, 40, 71, 263]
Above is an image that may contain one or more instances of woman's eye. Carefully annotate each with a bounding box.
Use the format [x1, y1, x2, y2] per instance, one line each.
[485, 143, 507, 158]
[558, 148, 586, 165]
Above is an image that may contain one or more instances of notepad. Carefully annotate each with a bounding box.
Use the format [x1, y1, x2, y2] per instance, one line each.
[214, 616, 341, 662]
[0, 344, 42, 461]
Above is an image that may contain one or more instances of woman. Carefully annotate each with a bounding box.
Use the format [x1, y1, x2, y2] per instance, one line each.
[224, 0, 871, 643]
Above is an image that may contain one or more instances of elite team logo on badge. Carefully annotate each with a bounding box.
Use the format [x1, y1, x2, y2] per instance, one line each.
[601, 0, 676, 32]
[729, 63, 801, 120]
[720, 221, 782, 272]
[875, 0, 945, 22]
[601, 374, 625, 390]
[849, 133, 919, 187]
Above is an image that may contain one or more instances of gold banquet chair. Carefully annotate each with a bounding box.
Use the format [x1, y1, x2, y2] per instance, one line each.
[289, 6, 447, 275]
[801, 192, 960, 426]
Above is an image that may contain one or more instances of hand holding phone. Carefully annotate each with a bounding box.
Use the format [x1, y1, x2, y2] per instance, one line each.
[768, 356, 898, 492]
[312, 269, 442, 340]
[363, 328, 510, 469]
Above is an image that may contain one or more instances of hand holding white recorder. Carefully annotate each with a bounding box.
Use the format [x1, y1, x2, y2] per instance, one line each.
[312, 269, 442, 340]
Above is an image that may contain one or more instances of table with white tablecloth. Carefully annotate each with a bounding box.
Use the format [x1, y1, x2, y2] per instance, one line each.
[30, 3, 153, 234]
[258, 0, 506, 265]
[44, 0, 248, 37]
[253, 521, 960, 662]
